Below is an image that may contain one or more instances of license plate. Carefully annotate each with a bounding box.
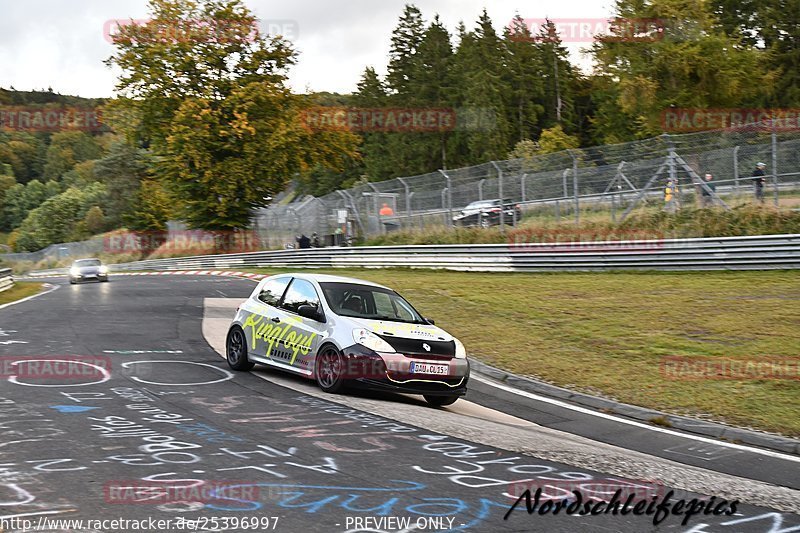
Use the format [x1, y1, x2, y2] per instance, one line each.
[410, 362, 449, 375]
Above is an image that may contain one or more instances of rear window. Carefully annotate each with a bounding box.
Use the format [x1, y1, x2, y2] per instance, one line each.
[74, 259, 101, 266]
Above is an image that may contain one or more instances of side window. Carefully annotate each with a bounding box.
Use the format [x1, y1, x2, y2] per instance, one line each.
[373, 293, 395, 317]
[281, 279, 321, 315]
[258, 277, 290, 307]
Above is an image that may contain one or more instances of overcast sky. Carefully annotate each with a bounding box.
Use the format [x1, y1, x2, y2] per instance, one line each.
[0, 0, 616, 98]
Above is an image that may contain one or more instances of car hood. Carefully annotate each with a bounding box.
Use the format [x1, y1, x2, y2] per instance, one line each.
[346, 317, 454, 342]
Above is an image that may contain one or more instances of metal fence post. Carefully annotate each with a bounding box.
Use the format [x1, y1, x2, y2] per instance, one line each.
[733, 145, 740, 194]
[667, 135, 678, 208]
[569, 150, 579, 224]
[491, 162, 505, 231]
[521, 173, 527, 203]
[562, 169, 570, 199]
[772, 121, 779, 206]
[439, 169, 453, 228]
[397, 178, 411, 216]
[478, 178, 485, 201]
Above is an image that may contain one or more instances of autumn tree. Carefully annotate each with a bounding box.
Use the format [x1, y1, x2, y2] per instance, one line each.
[106, 0, 358, 230]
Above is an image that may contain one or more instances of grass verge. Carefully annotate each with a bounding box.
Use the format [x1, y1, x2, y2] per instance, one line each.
[364, 204, 800, 246]
[0, 282, 44, 306]
[244, 267, 800, 437]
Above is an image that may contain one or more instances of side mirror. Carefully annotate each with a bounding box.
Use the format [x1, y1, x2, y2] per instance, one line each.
[298, 305, 324, 322]
[425, 318, 435, 325]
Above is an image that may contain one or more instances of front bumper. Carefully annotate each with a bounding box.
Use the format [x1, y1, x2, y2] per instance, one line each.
[340, 344, 470, 396]
[69, 273, 108, 282]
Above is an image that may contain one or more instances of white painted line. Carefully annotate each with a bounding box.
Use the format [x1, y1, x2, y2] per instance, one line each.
[471, 374, 800, 463]
[0, 283, 58, 311]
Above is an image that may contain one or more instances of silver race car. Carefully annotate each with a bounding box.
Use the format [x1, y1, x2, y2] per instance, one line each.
[226, 273, 469, 406]
[68, 258, 109, 284]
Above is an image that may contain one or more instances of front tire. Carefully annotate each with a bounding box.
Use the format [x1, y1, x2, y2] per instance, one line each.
[226, 326, 254, 371]
[424, 394, 459, 407]
[315, 345, 346, 393]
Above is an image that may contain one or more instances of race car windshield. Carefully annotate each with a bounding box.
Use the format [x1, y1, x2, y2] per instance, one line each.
[319, 282, 426, 324]
[74, 259, 101, 266]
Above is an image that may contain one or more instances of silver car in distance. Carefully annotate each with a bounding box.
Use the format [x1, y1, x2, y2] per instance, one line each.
[226, 273, 469, 407]
[68, 258, 109, 284]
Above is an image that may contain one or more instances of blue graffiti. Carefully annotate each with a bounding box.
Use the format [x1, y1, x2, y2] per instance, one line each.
[206, 480, 509, 532]
[49, 405, 100, 413]
[174, 422, 245, 444]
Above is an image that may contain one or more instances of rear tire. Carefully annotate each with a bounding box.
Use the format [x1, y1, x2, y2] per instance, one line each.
[424, 394, 459, 407]
[226, 326, 254, 371]
[315, 345, 346, 393]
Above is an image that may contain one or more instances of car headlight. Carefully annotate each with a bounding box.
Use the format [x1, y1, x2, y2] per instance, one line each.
[352, 328, 395, 353]
[454, 338, 467, 359]
[99, 266, 109, 274]
[69, 268, 80, 276]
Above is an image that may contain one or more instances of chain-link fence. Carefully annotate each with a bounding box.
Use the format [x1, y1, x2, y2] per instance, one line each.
[255, 122, 800, 248]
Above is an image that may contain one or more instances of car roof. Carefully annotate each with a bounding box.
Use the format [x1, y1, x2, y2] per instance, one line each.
[74, 258, 101, 262]
[273, 272, 391, 290]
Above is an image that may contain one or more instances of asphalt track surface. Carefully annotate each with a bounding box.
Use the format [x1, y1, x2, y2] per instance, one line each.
[0, 275, 798, 533]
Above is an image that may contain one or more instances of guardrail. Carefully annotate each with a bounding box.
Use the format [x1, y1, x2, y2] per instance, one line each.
[0, 268, 13, 292]
[26, 235, 800, 277]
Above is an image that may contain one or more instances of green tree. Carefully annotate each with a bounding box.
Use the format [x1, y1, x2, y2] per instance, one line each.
[84, 206, 106, 234]
[537, 125, 580, 153]
[450, 10, 512, 164]
[42, 131, 103, 181]
[0, 132, 45, 183]
[533, 20, 580, 133]
[163, 82, 359, 229]
[124, 179, 173, 231]
[386, 4, 426, 98]
[591, 0, 773, 141]
[0, 174, 17, 230]
[13, 183, 107, 251]
[93, 141, 153, 227]
[107, 0, 357, 230]
[713, 0, 799, 106]
[504, 15, 546, 143]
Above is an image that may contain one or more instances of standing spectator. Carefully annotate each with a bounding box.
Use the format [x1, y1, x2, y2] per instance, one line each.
[296, 234, 311, 249]
[379, 202, 396, 233]
[700, 173, 716, 207]
[311, 232, 321, 248]
[664, 178, 678, 213]
[379, 203, 394, 216]
[752, 162, 767, 203]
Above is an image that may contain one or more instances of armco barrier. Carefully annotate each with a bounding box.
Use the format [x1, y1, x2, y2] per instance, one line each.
[0, 268, 13, 292]
[26, 234, 800, 277]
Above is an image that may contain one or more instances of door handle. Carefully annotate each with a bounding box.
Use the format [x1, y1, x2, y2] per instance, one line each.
[270, 317, 281, 323]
